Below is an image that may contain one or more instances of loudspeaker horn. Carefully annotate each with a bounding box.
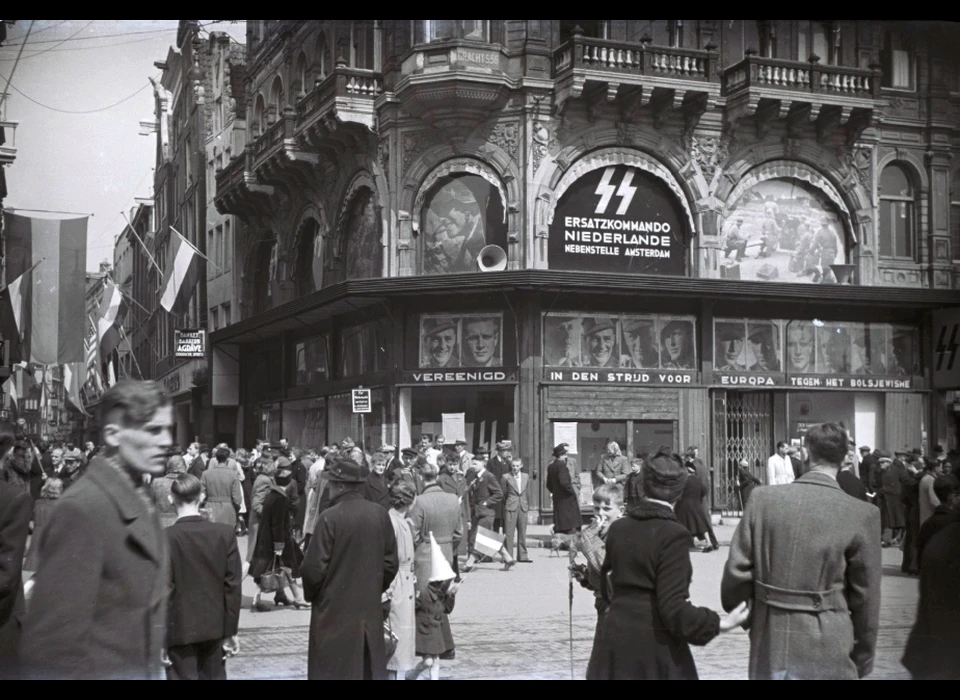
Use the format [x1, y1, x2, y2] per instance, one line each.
[477, 245, 508, 272]
[829, 264, 856, 285]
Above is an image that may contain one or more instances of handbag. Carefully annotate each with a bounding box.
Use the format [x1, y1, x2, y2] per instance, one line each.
[259, 554, 293, 593]
[383, 619, 399, 659]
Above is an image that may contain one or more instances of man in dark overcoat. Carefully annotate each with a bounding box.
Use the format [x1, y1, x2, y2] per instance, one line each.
[721, 422, 881, 680]
[21, 380, 172, 680]
[464, 456, 504, 566]
[487, 440, 513, 533]
[547, 444, 582, 535]
[408, 461, 463, 592]
[0, 423, 30, 679]
[302, 457, 398, 680]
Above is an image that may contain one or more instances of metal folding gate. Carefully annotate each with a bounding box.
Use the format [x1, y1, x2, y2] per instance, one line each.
[712, 390, 773, 516]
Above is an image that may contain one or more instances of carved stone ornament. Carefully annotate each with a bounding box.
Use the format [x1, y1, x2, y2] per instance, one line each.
[489, 122, 520, 159]
[689, 134, 732, 185]
[531, 120, 554, 174]
[782, 136, 803, 159]
[377, 138, 390, 177]
[840, 146, 872, 189]
[402, 131, 434, 171]
[616, 122, 637, 146]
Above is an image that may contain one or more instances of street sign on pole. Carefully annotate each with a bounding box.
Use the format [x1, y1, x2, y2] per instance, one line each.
[352, 388, 371, 414]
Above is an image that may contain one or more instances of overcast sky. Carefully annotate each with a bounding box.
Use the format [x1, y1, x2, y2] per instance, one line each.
[1, 19, 246, 272]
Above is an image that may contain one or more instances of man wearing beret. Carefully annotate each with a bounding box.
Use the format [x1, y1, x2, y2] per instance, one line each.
[722, 422, 881, 680]
[303, 458, 398, 680]
[583, 317, 618, 368]
[423, 318, 460, 369]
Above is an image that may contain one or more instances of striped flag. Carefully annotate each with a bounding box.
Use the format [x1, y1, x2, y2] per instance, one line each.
[62, 362, 91, 416]
[473, 526, 506, 560]
[84, 331, 103, 395]
[97, 279, 127, 361]
[160, 228, 203, 316]
[1, 212, 87, 364]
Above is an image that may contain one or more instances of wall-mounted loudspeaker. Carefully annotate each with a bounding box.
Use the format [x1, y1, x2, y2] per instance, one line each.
[477, 245, 507, 272]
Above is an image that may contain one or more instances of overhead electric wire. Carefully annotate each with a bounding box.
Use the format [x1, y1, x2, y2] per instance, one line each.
[0, 19, 33, 114]
[0, 73, 152, 114]
[0, 20, 94, 62]
[1, 32, 178, 59]
[0, 25, 181, 48]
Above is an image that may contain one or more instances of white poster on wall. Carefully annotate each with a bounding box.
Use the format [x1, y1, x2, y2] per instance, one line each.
[553, 422, 578, 453]
[442, 413, 466, 443]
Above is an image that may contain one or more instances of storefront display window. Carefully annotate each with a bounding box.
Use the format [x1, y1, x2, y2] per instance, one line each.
[282, 398, 327, 450]
[408, 386, 513, 454]
[420, 173, 507, 275]
[340, 320, 386, 378]
[290, 334, 330, 389]
[328, 389, 384, 450]
[259, 403, 281, 443]
[543, 312, 697, 370]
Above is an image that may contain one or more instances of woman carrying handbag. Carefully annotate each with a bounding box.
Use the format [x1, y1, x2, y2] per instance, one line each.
[248, 469, 307, 611]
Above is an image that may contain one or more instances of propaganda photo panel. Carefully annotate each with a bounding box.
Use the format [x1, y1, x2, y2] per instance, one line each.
[714, 319, 783, 372]
[419, 312, 504, 369]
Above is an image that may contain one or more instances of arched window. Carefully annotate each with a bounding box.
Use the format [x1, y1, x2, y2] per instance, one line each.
[314, 32, 329, 82]
[295, 218, 324, 296]
[254, 94, 265, 136]
[420, 173, 507, 275]
[295, 52, 308, 98]
[879, 164, 915, 259]
[268, 76, 284, 122]
[342, 188, 382, 280]
[951, 174, 960, 261]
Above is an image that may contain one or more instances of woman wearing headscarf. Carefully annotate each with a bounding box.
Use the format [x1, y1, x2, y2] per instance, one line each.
[151, 455, 188, 529]
[384, 481, 417, 680]
[248, 468, 307, 611]
[24, 478, 63, 573]
[247, 456, 278, 565]
[594, 448, 750, 680]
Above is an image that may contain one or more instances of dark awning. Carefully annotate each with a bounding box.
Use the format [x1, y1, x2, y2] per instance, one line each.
[210, 271, 960, 344]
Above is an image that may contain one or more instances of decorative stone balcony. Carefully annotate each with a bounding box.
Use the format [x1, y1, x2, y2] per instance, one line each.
[722, 53, 883, 144]
[0, 120, 18, 167]
[552, 31, 718, 134]
[214, 146, 274, 219]
[296, 63, 382, 135]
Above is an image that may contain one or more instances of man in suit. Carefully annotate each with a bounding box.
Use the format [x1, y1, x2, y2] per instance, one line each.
[408, 461, 463, 592]
[722, 422, 882, 680]
[464, 456, 513, 571]
[487, 441, 513, 533]
[501, 458, 532, 563]
[164, 473, 241, 680]
[0, 422, 30, 679]
[22, 380, 173, 680]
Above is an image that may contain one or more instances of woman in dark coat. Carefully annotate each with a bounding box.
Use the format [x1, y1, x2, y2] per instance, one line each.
[248, 469, 306, 610]
[594, 449, 749, 680]
[236, 449, 253, 534]
[547, 445, 582, 534]
[880, 456, 906, 543]
[675, 462, 713, 549]
[899, 460, 922, 575]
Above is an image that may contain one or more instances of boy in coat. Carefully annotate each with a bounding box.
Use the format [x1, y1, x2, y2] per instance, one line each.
[721, 422, 882, 680]
[22, 380, 173, 680]
[164, 473, 242, 680]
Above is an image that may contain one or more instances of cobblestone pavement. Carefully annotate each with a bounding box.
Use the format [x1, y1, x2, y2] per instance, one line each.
[228, 522, 918, 680]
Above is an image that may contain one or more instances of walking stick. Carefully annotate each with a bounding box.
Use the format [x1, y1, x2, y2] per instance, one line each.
[568, 567, 575, 681]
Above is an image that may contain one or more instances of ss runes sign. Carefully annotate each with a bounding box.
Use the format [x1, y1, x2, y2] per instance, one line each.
[933, 309, 960, 389]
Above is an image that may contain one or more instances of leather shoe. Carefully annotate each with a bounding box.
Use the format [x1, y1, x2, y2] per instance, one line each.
[517, 559, 534, 563]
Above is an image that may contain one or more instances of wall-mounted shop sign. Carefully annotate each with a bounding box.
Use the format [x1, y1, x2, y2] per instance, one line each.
[400, 368, 518, 385]
[543, 312, 697, 370]
[548, 165, 687, 275]
[712, 318, 918, 391]
[174, 329, 205, 358]
[545, 369, 697, 386]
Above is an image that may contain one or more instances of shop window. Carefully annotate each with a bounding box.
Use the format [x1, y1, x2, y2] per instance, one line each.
[342, 188, 382, 280]
[282, 398, 327, 451]
[339, 320, 385, 378]
[559, 20, 607, 43]
[295, 218, 324, 296]
[409, 386, 514, 456]
[543, 313, 696, 370]
[882, 32, 913, 89]
[879, 164, 916, 259]
[329, 390, 384, 448]
[951, 175, 960, 260]
[416, 20, 488, 44]
[290, 334, 330, 389]
[420, 173, 507, 275]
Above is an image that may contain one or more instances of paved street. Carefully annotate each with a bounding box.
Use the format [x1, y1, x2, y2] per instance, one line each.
[227, 520, 918, 680]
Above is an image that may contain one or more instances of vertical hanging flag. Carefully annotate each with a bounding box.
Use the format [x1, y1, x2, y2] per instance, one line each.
[97, 279, 127, 362]
[84, 329, 103, 396]
[159, 228, 203, 315]
[63, 362, 91, 417]
[1, 211, 88, 365]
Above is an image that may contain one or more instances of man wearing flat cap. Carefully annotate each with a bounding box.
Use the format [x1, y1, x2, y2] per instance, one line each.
[722, 422, 881, 680]
[423, 317, 460, 368]
[303, 457, 398, 680]
[583, 317, 618, 368]
[391, 448, 424, 496]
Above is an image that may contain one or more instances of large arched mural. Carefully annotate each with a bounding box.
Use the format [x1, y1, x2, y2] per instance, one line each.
[720, 177, 848, 284]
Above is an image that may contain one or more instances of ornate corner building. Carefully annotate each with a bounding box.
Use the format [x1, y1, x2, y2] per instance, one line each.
[212, 20, 960, 519]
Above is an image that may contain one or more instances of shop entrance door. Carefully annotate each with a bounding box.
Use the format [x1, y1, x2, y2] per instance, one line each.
[713, 390, 773, 515]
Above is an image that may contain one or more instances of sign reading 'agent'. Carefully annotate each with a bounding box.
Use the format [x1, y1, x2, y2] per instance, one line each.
[174, 329, 206, 358]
